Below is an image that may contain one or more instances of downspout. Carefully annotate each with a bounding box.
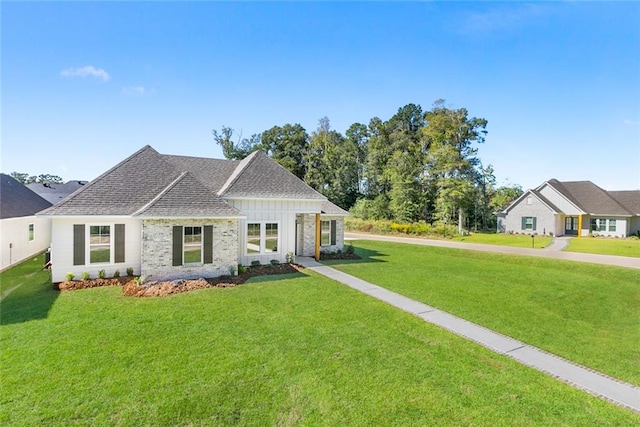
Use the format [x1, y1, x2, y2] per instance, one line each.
[315, 214, 321, 261]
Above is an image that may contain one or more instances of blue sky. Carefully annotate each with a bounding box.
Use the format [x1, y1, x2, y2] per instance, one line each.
[2, 1, 639, 191]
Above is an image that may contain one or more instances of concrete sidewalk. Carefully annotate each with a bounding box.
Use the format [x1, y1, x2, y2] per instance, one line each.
[296, 256, 640, 413]
[345, 232, 640, 269]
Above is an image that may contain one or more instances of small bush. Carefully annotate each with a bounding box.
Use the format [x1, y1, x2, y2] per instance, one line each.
[250, 260, 261, 267]
[98, 269, 106, 279]
[238, 264, 246, 274]
[285, 251, 294, 263]
[228, 265, 236, 276]
[270, 259, 280, 265]
[81, 272, 90, 281]
[344, 243, 355, 255]
[126, 267, 134, 276]
[65, 272, 75, 281]
[113, 269, 120, 278]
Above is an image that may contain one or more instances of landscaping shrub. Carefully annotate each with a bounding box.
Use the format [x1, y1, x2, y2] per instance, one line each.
[81, 272, 90, 281]
[65, 272, 75, 281]
[250, 260, 261, 267]
[126, 267, 134, 276]
[113, 269, 120, 278]
[98, 269, 106, 279]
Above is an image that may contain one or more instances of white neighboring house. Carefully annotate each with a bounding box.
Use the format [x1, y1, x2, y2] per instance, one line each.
[0, 174, 52, 271]
[39, 146, 348, 283]
[497, 179, 640, 238]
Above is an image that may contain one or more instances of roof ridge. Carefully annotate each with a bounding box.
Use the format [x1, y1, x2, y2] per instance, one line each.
[217, 150, 261, 196]
[40, 145, 159, 214]
[132, 171, 189, 216]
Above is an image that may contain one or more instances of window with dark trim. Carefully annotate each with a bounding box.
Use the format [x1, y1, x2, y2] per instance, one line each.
[28, 223, 34, 242]
[246, 222, 279, 254]
[521, 217, 536, 231]
[320, 220, 337, 246]
[183, 226, 203, 264]
[89, 225, 111, 264]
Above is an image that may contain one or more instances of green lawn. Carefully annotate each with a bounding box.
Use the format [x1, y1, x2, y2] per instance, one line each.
[450, 232, 552, 248]
[327, 240, 640, 386]
[2, 256, 638, 424]
[566, 237, 640, 258]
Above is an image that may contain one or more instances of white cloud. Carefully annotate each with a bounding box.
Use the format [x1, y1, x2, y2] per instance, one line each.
[60, 66, 110, 82]
[121, 86, 153, 96]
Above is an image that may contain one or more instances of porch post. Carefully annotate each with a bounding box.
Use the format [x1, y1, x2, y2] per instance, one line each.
[315, 213, 321, 261]
[577, 215, 582, 238]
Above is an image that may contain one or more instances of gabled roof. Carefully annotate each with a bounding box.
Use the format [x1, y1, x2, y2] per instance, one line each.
[609, 191, 640, 215]
[546, 179, 631, 216]
[501, 188, 561, 214]
[27, 180, 88, 205]
[218, 150, 325, 199]
[134, 172, 243, 218]
[0, 173, 52, 219]
[39, 145, 326, 217]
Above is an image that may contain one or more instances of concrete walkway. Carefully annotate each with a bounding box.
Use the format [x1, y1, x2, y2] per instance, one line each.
[296, 257, 640, 413]
[345, 232, 640, 269]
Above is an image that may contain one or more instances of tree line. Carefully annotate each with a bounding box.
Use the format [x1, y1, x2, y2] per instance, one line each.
[215, 99, 522, 231]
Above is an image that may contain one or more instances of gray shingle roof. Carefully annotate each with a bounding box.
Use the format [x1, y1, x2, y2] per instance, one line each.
[321, 200, 349, 215]
[547, 179, 632, 216]
[0, 174, 52, 219]
[218, 151, 325, 199]
[134, 172, 243, 218]
[26, 181, 88, 205]
[609, 191, 640, 215]
[40, 146, 326, 217]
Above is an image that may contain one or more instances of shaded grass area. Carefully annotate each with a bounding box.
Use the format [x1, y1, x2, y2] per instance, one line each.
[1, 253, 57, 325]
[2, 261, 638, 424]
[566, 237, 640, 258]
[327, 240, 640, 385]
[450, 232, 552, 248]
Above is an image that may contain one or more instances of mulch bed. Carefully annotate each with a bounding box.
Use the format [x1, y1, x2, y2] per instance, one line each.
[55, 263, 304, 297]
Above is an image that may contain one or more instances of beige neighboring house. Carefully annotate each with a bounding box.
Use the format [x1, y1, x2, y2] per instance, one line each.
[39, 146, 348, 283]
[0, 174, 52, 271]
[497, 179, 640, 238]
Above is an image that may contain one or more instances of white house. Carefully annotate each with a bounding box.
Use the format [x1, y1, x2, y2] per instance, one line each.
[497, 179, 640, 238]
[0, 174, 52, 271]
[39, 146, 348, 283]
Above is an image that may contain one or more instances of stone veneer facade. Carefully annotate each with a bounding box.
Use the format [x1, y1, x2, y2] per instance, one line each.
[298, 214, 344, 256]
[141, 218, 239, 281]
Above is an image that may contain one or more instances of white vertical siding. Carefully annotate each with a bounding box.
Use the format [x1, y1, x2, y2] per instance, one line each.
[0, 216, 51, 271]
[50, 217, 141, 283]
[227, 199, 322, 265]
[538, 185, 583, 215]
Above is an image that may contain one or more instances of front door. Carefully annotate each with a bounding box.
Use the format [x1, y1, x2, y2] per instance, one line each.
[565, 217, 578, 235]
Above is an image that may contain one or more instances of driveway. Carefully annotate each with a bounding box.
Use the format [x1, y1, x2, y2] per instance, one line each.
[345, 232, 640, 270]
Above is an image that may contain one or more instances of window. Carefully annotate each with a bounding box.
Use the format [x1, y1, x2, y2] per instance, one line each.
[246, 222, 279, 254]
[265, 223, 278, 253]
[320, 220, 337, 246]
[183, 226, 203, 264]
[321, 220, 331, 246]
[522, 217, 536, 231]
[247, 223, 261, 254]
[590, 218, 606, 232]
[89, 225, 111, 264]
[609, 219, 616, 232]
[526, 197, 532, 205]
[28, 223, 34, 241]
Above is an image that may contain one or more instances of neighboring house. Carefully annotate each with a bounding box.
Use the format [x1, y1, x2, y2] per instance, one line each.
[497, 179, 640, 238]
[39, 146, 348, 283]
[0, 174, 52, 271]
[27, 180, 88, 204]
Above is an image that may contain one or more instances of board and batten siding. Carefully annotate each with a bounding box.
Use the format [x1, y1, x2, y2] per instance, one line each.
[226, 198, 322, 266]
[50, 217, 141, 283]
[538, 185, 583, 215]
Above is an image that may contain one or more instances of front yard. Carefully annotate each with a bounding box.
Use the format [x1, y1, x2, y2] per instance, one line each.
[565, 236, 640, 257]
[327, 240, 640, 386]
[1, 255, 638, 425]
